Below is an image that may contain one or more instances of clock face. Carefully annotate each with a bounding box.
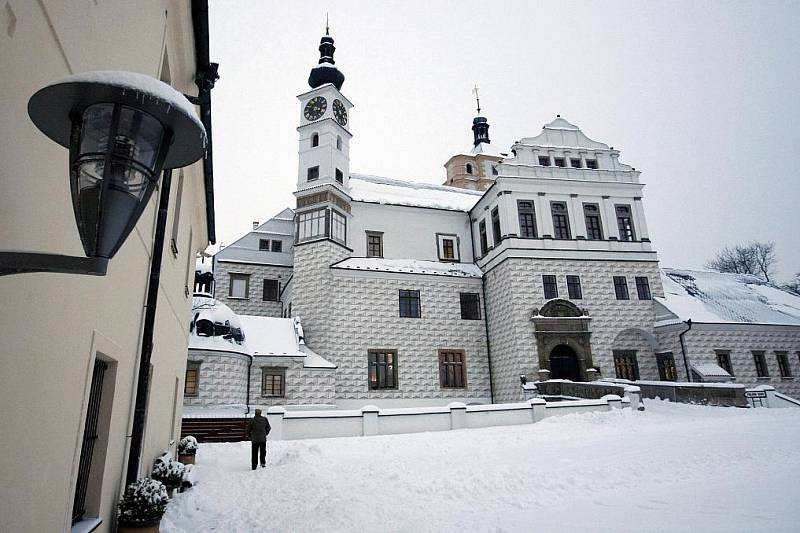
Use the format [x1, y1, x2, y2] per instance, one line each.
[304, 96, 327, 121]
[333, 99, 348, 126]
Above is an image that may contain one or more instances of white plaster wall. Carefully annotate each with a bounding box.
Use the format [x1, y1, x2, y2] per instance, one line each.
[213, 261, 292, 317]
[248, 356, 337, 407]
[183, 351, 249, 407]
[349, 202, 475, 263]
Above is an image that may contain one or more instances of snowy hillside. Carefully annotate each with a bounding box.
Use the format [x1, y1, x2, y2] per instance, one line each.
[163, 402, 800, 532]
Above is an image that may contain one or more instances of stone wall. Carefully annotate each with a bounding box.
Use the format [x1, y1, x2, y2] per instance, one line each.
[657, 324, 800, 398]
[213, 260, 292, 317]
[248, 356, 337, 407]
[484, 257, 664, 402]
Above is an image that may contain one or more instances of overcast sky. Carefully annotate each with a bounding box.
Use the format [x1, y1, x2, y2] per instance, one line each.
[208, 0, 799, 282]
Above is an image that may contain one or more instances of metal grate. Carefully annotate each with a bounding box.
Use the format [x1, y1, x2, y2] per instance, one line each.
[72, 359, 107, 523]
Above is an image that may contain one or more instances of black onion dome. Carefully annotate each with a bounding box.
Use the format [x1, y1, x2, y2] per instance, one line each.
[472, 116, 491, 146]
[308, 33, 345, 90]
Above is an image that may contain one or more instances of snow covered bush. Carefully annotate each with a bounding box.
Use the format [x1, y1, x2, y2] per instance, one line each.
[178, 436, 198, 455]
[151, 453, 185, 488]
[117, 477, 168, 525]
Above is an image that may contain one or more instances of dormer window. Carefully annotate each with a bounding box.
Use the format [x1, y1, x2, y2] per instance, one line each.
[311, 133, 319, 147]
[538, 156, 550, 166]
[554, 157, 566, 167]
[585, 158, 598, 169]
[466, 163, 473, 174]
[259, 239, 270, 251]
[336, 135, 342, 150]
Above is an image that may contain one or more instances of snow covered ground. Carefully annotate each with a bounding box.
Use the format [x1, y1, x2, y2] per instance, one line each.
[163, 401, 800, 532]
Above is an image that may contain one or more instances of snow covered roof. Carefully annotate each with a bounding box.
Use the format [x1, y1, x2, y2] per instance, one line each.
[656, 268, 800, 326]
[331, 258, 483, 278]
[517, 116, 610, 151]
[189, 296, 248, 355]
[215, 208, 295, 267]
[470, 142, 508, 158]
[237, 315, 303, 356]
[348, 174, 483, 212]
[691, 363, 733, 379]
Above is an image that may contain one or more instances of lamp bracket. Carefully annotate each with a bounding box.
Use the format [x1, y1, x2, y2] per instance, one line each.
[0, 251, 108, 276]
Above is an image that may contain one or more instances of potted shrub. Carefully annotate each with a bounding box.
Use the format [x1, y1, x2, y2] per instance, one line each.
[117, 477, 168, 533]
[151, 453, 185, 498]
[177, 435, 198, 465]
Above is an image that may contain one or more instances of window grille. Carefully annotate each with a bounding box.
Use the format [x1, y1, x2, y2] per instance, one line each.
[460, 293, 481, 320]
[635, 276, 651, 300]
[567, 275, 582, 299]
[542, 275, 558, 299]
[614, 350, 640, 380]
[518, 200, 537, 238]
[368, 350, 397, 389]
[613, 276, 629, 300]
[399, 290, 421, 318]
[439, 350, 467, 388]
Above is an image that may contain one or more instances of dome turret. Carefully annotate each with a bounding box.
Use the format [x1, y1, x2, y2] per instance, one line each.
[308, 24, 345, 90]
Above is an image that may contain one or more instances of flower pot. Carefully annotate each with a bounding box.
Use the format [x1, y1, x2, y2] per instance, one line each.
[118, 517, 161, 533]
[178, 453, 195, 465]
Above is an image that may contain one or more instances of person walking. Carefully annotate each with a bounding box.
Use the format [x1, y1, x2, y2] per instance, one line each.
[246, 408, 271, 470]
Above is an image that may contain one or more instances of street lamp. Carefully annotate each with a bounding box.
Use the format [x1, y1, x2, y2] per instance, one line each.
[0, 71, 207, 276]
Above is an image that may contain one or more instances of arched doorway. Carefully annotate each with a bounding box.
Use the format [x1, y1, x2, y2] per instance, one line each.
[549, 344, 580, 381]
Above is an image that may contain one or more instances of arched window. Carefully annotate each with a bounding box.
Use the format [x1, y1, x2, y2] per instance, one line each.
[466, 163, 473, 175]
[311, 133, 319, 147]
[336, 136, 342, 150]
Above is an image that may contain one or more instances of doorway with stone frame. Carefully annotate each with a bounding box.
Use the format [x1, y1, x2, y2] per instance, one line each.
[531, 299, 595, 382]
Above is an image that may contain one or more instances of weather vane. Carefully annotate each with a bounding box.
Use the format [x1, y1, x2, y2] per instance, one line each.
[472, 84, 481, 114]
[325, 12, 330, 35]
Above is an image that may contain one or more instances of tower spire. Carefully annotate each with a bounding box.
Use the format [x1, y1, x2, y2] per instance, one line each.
[325, 12, 329, 35]
[471, 85, 490, 146]
[308, 20, 345, 90]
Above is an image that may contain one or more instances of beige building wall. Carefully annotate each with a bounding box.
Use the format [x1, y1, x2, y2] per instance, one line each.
[0, 2, 209, 532]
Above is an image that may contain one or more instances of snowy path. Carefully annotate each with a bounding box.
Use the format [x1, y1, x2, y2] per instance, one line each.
[162, 402, 800, 532]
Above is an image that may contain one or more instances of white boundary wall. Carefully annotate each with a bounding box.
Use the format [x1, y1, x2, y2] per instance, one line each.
[266, 396, 629, 441]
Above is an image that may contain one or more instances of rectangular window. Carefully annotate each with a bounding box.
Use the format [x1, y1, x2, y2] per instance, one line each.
[542, 275, 558, 300]
[368, 350, 397, 390]
[585, 158, 598, 169]
[491, 207, 501, 245]
[437, 233, 460, 262]
[777, 351, 792, 378]
[554, 157, 566, 167]
[551, 202, 571, 239]
[460, 293, 481, 320]
[616, 204, 636, 241]
[614, 350, 640, 380]
[263, 279, 279, 302]
[656, 353, 677, 381]
[330, 209, 346, 244]
[307, 166, 319, 181]
[753, 351, 769, 377]
[583, 203, 603, 240]
[271, 240, 283, 252]
[335, 168, 343, 183]
[613, 276, 629, 300]
[538, 156, 550, 166]
[479, 220, 488, 255]
[570, 158, 582, 168]
[366, 231, 383, 258]
[399, 290, 421, 318]
[566, 275, 582, 299]
[635, 276, 652, 300]
[439, 350, 467, 388]
[716, 350, 734, 376]
[229, 273, 250, 299]
[184, 362, 200, 397]
[261, 367, 285, 397]
[517, 200, 537, 238]
[296, 208, 327, 242]
[259, 239, 270, 251]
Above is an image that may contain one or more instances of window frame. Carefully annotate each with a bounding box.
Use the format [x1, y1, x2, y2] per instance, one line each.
[261, 367, 286, 397]
[776, 351, 792, 378]
[613, 276, 630, 300]
[616, 204, 636, 241]
[566, 275, 582, 299]
[439, 349, 467, 389]
[459, 292, 481, 320]
[184, 361, 201, 397]
[399, 289, 421, 318]
[366, 231, 383, 258]
[569, 158, 582, 168]
[436, 233, 460, 262]
[517, 200, 537, 239]
[716, 350, 734, 376]
[585, 158, 598, 169]
[311, 132, 319, 147]
[537, 155, 550, 166]
[479, 220, 488, 255]
[550, 202, 571, 239]
[296, 207, 328, 243]
[262, 279, 280, 302]
[553, 157, 566, 168]
[491, 207, 501, 245]
[307, 165, 320, 182]
[336, 135, 342, 150]
[368, 350, 398, 390]
[656, 352, 677, 381]
[330, 208, 347, 245]
[753, 351, 769, 378]
[465, 163, 473, 175]
[635, 276, 652, 300]
[583, 203, 603, 240]
[228, 273, 250, 299]
[259, 238, 270, 251]
[271, 240, 283, 253]
[335, 168, 344, 184]
[542, 275, 558, 300]
[613, 350, 640, 380]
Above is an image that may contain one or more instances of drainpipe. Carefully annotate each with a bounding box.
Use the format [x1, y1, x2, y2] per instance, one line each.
[126, 169, 173, 486]
[678, 319, 692, 383]
[244, 353, 253, 415]
[481, 278, 495, 404]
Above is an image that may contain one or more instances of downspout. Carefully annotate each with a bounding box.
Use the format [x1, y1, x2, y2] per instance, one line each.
[126, 169, 173, 485]
[244, 353, 253, 415]
[469, 216, 495, 404]
[678, 319, 692, 383]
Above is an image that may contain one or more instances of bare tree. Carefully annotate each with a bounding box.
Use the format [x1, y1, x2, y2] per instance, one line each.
[784, 272, 800, 295]
[705, 241, 776, 282]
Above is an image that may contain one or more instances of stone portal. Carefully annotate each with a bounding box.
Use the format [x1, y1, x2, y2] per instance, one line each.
[532, 299, 594, 381]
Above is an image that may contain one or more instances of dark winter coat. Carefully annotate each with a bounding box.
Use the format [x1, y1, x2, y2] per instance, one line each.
[246, 414, 271, 443]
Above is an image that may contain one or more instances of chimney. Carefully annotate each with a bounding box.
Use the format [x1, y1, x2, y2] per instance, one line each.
[252, 221, 259, 230]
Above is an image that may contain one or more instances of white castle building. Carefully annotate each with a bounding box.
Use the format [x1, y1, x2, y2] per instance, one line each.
[187, 30, 800, 410]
